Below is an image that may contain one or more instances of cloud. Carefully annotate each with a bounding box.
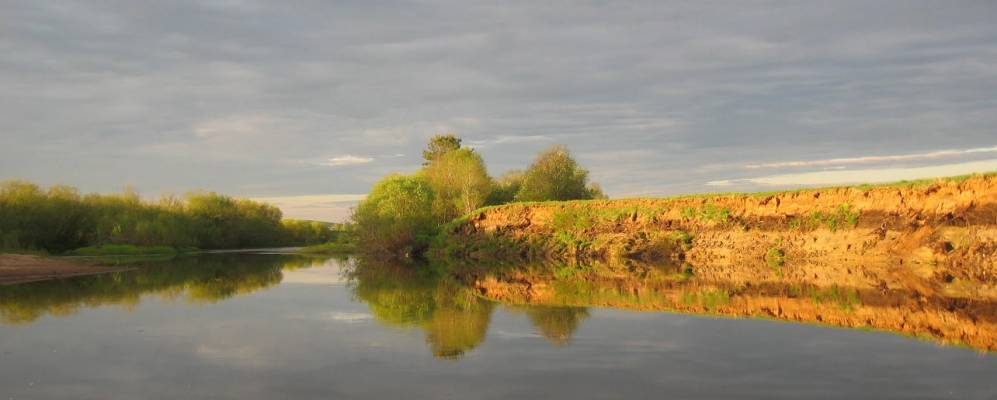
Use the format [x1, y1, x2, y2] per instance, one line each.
[746, 146, 997, 169]
[252, 194, 366, 222]
[466, 135, 552, 148]
[707, 159, 997, 187]
[325, 155, 374, 167]
[1, 2, 995, 198]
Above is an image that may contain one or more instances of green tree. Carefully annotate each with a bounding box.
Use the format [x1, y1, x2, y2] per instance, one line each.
[351, 174, 437, 255]
[515, 145, 594, 202]
[422, 134, 462, 165]
[486, 170, 524, 205]
[423, 148, 493, 223]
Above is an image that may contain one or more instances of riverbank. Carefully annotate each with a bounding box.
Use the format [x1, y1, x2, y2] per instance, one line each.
[437, 174, 997, 350]
[0, 254, 133, 285]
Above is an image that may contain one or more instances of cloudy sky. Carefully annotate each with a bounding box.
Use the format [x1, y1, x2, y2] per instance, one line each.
[2, 1, 996, 221]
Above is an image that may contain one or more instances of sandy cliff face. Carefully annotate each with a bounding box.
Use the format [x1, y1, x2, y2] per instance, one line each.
[439, 175, 997, 350]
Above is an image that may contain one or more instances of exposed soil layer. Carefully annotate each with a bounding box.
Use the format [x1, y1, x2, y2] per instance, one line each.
[0, 254, 132, 285]
[440, 175, 997, 350]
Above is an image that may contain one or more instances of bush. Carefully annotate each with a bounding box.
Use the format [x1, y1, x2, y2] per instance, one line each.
[0, 180, 330, 253]
[516, 145, 595, 202]
[352, 174, 438, 256]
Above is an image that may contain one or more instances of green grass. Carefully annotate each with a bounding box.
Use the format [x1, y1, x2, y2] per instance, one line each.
[680, 202, 731, 223]
[765, 246, 786, 268]
[297, 241, 356, 254]
[68, 244, 185, 256]
[788, 203, 861, 232]
[673, 230, 693, 249]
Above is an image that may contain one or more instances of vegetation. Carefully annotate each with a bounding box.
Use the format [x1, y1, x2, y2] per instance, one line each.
[0, 180, 336, 253]
[788, 203, 860, 231]
[69, 244, 184, 256]
[680, 202, 731, 223]
[423, 147, 492, 223]
[352, 135, 603, 256]
[766, 246, 786, 268]
[516, 145, 602, 202]
[351, 174, 437, 255]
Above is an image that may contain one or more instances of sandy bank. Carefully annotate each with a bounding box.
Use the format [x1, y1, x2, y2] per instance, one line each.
[0, 254, 133, 285]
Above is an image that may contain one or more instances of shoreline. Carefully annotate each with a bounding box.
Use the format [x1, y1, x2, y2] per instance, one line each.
[0, 254, 134, 285]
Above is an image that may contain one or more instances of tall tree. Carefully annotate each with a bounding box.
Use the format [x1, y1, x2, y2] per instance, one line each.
[423, 148, 493, 223]
[422, 134, 462, 165]
[515, 145, 593, 202]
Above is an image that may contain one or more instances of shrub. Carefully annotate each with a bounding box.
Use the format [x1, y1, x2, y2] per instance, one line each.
[352, 174, 437, 256]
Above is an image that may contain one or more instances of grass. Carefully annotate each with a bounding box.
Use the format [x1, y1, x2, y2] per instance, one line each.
[765, 246, 786, 268]
[788, 203, 860, 232]
[680, 202, 731, 223]
[673, 230, 693, 250]
[68, 244, 185, 256]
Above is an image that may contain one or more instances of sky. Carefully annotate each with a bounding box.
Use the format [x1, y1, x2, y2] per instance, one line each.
[2, 1, 996, 221]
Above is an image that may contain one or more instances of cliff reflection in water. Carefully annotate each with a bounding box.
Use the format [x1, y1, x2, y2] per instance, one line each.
[464, 258, 997, 352]
[3, 253, 994, 358]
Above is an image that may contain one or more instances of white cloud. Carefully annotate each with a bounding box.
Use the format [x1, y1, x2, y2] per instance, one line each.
[466, 135, 552, 148]
[709, 159, 997, 187]
[193, 115, 274, 139]
[325, 155, 374, 167]
[252, 194, 366, 222]
[746, 146, 997, 169]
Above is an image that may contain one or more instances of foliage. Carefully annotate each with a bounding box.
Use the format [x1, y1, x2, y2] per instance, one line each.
[422, 148, 493, 223]
[788, 203, 860, 232]
[765, 246, 786, 268]
[515, 145, 597, 202]
[486, 170, 524, 205]
[680, 202, 731, 223]
[0, 180, 332, 253]
[351, 174, 437, 255]
[421, 134, 462, 164]
[69, 244, 182, 256]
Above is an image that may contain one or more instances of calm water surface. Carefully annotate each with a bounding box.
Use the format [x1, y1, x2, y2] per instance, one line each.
[1, 253, 994, 399]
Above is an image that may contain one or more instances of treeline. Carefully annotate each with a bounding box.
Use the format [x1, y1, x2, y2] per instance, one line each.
[353, 135, 604, 255]
[0, 181, 339, 253]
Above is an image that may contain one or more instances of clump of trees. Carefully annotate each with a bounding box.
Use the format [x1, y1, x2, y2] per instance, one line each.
[0, 180, 337, 253]
[353, 134, 604, 256]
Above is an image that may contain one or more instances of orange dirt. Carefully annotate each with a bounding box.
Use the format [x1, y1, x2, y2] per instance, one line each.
[0, 254, 133, 285]
[443, 175, 997, 350]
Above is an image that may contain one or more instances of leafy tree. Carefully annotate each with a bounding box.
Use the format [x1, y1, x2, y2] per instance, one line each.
[0, 180, 329, 253]
[515, 145, 594, 202]
[351, 174, 437, 255]
[422, 134, 462, 165]
[486, 170, 524, 205]
[422, 148, 493, 223]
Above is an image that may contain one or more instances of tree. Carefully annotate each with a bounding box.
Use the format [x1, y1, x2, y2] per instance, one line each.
[423, 148, 493, 223]
[486, 170, 524, 205]
[422, 134, 462, 165]
[351, 174, 437, 255]
[515, 145, 593, 202]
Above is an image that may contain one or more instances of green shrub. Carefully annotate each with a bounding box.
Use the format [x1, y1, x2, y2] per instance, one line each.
[352, 174, 438, 256]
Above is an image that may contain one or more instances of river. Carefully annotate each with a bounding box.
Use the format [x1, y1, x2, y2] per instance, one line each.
[1, 253, 994, 399]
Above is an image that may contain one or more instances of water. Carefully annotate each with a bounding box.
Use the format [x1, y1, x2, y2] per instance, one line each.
[1, 253, 995, 399]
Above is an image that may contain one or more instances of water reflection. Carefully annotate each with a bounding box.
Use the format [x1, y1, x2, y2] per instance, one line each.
[2, 254, 995, 357]
[0, 254, 327, 324]
[462, 259, 997, 352]
[344, 258, 495, 359]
